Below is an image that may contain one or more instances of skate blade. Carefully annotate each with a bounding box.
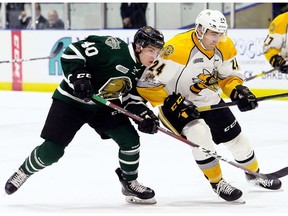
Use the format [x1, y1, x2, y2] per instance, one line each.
[228, 197, 246, 204]
[125, 196, 157, 204]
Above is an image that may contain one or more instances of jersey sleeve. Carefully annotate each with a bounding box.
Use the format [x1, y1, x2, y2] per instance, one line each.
[60, 35, 114, 79]
[217, 37, 244, 97]
[263, 12, 288, 63]
[60, 41, 88, 80]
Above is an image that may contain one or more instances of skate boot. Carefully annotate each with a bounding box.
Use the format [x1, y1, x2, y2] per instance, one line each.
[245, 172, 282, 190]
[115, 168, 156, 204]
[5, 168, 30, 195]
[211, 179, 243, 203]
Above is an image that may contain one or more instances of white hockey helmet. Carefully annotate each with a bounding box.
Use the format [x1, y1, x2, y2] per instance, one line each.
[195, 9, 228, 38]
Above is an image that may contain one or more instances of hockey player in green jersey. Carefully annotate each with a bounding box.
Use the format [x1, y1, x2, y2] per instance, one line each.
[5, 26, 164, 204]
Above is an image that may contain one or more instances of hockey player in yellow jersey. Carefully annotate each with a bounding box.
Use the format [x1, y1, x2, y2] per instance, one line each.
[137, 9, 282, 202]
[263, 11, 288, 73]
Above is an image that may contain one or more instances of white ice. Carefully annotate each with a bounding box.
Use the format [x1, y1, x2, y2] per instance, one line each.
[0, 90, 288, 216]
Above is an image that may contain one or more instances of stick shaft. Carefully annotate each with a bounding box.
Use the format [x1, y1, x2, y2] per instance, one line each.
[197, 92, 288, 112]
[0, 42, 63, 64]
[0, 56, 51, 64]
[244, 68, 277, 81]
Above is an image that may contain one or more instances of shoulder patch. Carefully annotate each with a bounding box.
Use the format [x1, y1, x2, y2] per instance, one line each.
[105, 37, 121, 49]
[269, 23, 276, 33]
[161, 45, 174, 57]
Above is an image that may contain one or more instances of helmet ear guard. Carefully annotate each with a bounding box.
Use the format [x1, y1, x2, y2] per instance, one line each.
[134, 26, 165, 49]
[195, 9, 228, 39]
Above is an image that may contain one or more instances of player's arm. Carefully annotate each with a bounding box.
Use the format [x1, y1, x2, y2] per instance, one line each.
[216, 38, 245, 97]
[61, 41, 94, 101]
[217, 39, 257, 112]
[263, 17, 288, 73]
[263, 34, 281, 63]
[264, 34, 288, 73]
[217, 57, 244, 97]
[122, 89, 159, 135]
[218, 57, 258, 112]
[61, 42, 87, 78]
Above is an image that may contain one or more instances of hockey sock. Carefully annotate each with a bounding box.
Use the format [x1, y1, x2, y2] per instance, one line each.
[197, 158, 222, 183]
[20, 140, 65, 175]
[105, 124, 140, 181]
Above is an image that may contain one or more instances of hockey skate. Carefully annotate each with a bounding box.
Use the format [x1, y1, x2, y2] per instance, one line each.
[5, 168, 30, 195]
[245, 172, 282, 190]
[211, 179, 244, 203]
[115, 168, 156, 204]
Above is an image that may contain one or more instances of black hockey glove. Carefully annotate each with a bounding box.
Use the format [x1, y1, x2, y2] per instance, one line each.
[270, 55, 288, 74]
[70, 70, 94, 102]
[138, 108, 159, 134]
[230, 85, 258, 112]
[162, 92, 200, 122]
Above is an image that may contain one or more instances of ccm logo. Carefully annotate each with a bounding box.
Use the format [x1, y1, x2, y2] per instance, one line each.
[224, 120, 237, 132]
[13, 35, 21, 78]
[171, 96, 184, 111]
[76, 73, 91, 79]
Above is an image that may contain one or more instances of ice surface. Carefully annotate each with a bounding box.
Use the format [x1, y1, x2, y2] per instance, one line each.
[0, 90, 287, 216]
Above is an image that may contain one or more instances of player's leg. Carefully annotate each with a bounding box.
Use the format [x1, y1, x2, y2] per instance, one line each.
[159, 105, 242, 202]
[90, 105, 156, 204]
[182, 119, 243, 202]
[111, 124, 156, 204]
[5, 100, 86, 195]
[224, 133, 281, 190]
[204, 104, 281, 190]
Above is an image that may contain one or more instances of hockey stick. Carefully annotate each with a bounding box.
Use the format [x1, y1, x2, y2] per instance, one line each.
[196, 92, 288, 112]
[0, 42, 64, 64]
[266, 167, 288, 179]
[92, 94, 287, 180]
[244, 68, 277, 82]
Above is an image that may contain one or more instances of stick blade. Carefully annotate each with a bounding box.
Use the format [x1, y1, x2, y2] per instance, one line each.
[265, 167, 288, 179]
[49, 42, 64, 58]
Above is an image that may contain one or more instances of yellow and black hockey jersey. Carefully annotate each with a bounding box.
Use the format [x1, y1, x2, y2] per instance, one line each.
[137, 29, 244, 107]
[263, 12, 288, 63]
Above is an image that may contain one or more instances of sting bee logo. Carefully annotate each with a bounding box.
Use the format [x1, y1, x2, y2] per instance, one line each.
[190, 69, 219, 94]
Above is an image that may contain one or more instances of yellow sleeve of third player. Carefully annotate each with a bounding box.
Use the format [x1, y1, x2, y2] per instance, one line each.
[263, 12, 288, 63]
[137, 85, 169, 107]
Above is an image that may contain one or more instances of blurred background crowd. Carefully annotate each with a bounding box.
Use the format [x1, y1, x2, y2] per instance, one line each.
[0, 2, 287, 30]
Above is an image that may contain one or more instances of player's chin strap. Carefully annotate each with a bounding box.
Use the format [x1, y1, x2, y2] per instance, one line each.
[196, 92, 288, 112]
[91, 94, 288, 180]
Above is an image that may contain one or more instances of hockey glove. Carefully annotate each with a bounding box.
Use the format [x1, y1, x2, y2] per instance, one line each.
[162, 92, 200, 122]
[70, 70, 94, 102]
[270, 55, 288, 74]
[230, 85, 258, 112]
[138, 108, 159, 134]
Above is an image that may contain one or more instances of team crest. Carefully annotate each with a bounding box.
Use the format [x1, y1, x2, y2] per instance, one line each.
[190, 69, 219, 94]
[105, 37, 121, 49]
[98, 76, 132, 99]
[161, 45, 174, 57]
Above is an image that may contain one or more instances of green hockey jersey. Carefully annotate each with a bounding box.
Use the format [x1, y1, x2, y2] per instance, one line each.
[52, 35, 147, 111]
